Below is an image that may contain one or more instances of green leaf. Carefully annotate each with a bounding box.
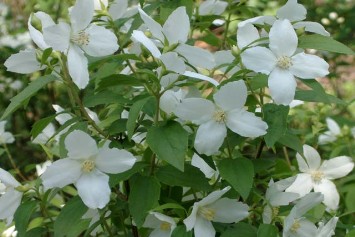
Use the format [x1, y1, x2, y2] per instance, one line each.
[146, 121, 188, 171]
[83, 90, 128, 107]
[156, 164, 212, 191]
[14, 200, 37, 237]
[127, 96, 152, 140]
[171, 225, 193, 237]
[129, 174, 161, 227]
[278, 131, 303, 154]
[53, 196, 89, 237]
[257, 224, 278, 237]
[217, 158, 254, 200]
[41, 47, 53, 65]
[263, 104, 289, 148]
[109, 162, 148, 187]
[221, 223, 257, 237]
[298, 34, 355, 55]
[96, 74, 143, 91]
[1, 75, 57, 119]
[250, 74, 268, 90]
[31, 114, 57, 139]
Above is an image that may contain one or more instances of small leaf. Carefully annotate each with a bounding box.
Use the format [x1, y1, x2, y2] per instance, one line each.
[257, 224, 278, 237]
[263, 104, 289, 148]
[127, 96, 152, 140]
[41, 47, 53, 65]
[171, 225, 193, 237]
[146, 121, 188, 171]
[278, 131, 304, 154]
[14, 200, 37, 237]
[218, 158, 254, 200]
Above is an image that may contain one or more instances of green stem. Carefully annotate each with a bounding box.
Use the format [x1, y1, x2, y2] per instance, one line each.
[3, 143, 26, 181]
[100, 213, 114, 237]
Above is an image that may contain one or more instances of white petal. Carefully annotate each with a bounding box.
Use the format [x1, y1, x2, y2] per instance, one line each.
[191, 153, 216, 179]
[82, 24, 119, 57]
[213, 80, 247, 111]
[175, 44, 215, 70]
[314, 180, 339, 210]
[4, 49, 44, 74]
[70, 0, 94, 32]
[268, 67, 297, 105]
[269, 192, 299, 206]
[296, 152, 310, 173]
[1, 132, 14, 144]
[210, 199, 249, 223]
[317, 217, 338, 237]
[175, 98, 215, 124]
[198, 0, 228, 16]
[95, 147, 136, 174]
[0, 189, 22, 224]
[109, 0, 128, 20]
[214, 50, 234, 68]
[143, 213, 162, 228]
[226, 109, 268, 137]
[296, 219, 318, 237]
[320, 156, 354, 179]
[290, 53, 329, 79]
[276, 0, 307, 21]
[262, 205, 273, 224]
[149, 229, 171, 237]
[0, 121, 5, 133]
[183, 203, 199, 231]
[199, 187, 231, 206]
[160, 52, 186, 74]
[138, 8, 164, 42]
[293, 21, 330, 36]
[0, 168, 20, 187]
[76, 169, 111, 209]
[318, 133, 336, 145]
[194, 217, 215, 237]
[238, 16, 276, 28]
[241, 47, 276, 74]
[65, 130, 98, 160]
[237, 23, 260, 49]
[28, 13, 49, 49]
[160, 89, 186, 114]
[43, 22, 71, 52]
[194, 121, 227, 156]
[131, 30, 162, 58]
[291, 192, 324, 218]
[325, 118, 341, 135]
[163, 7, 189, 44]
[67, 44, 90, 89]
[53, 104, 73, 125]
[41, 159, 82, 188]
[302, 144, 322, 170]
[285, 174, 313, 197]
[269, 19, 297, 57]
[183, 71, 219, 86]
[34, 11, 55, 28]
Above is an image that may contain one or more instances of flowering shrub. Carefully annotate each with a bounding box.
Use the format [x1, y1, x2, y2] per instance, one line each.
[0, 0, 354, 236]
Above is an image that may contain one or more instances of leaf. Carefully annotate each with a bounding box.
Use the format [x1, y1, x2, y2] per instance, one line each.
[221, 223, 257, 237]
[14, 200, 37, 237]
[96, 74, 143, 91]
[146, 121, 188, 171]
[278, 131, 303, 154]
[109, 162, 148, 187]
[171, 225, 193, 237]
[156, 164, 212, 191]
[263, 104, 289, 148]
[31, 114, 57, 140]
[41, 47, 52, 65]
[250, 74, 268, 90]
[257, 224, 278, 237]
[129, 174, 160, 227]
[1, 75, 57, 119]
[298, 34, 355, 55]
[53, 196, 89, 237]
[217, 158, 254, 200]
[83, 90, 128, 107]
[127, 96, 152, 140]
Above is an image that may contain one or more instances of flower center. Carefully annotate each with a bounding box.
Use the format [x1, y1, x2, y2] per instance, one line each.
[290, 219, 301, 233]
[82, 160, 95, 172]
[213, 110, 227, 123]
[71, 31, 90, 46]
[310, 170, 324, 183]
[198, 206, 216, 221]
[159, 222, 171, 231]
[277, 56, 293, 69]
[272, 206, 279, 217]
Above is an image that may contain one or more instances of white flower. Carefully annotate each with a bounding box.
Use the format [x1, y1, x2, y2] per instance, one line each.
[0, 121, 14, 144]
[1, 225, 17, 237]
[318, 118, 341, 145]
[191, 153, 218, 180]
[316, 217, 338, 237]
[183, 187, 249, 237]
[0, 168, 22, 225]
[41, 130, 136, 209]
[175, 80, 268, 155]
[36, 161, 52, 177]
[283, 192, 323, 237]
[198, 0, 228, 16]
[143, 212, 177, 237]
[285, 144, 354, 210]
[241, 19, 329, 105]
[160, 89, 187, 115]
[43, 0, 119, 89]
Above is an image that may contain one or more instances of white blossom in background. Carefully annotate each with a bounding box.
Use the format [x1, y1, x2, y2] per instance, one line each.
[184, 187, 249, 237]
[82, 208, 111, 235]
[175, 80, 268, 155]
[316, 217, 338, 237]
[1, 225, 17, 237]
[41, 130, 136, 209]
[283, 192, 323, 237]
[318, 118, 341, 145]
[286, 144, 354, 210]
[0, 168, 23, 225]
[143, 212, 177, 237]
[32, 123, 56, 145]
[35, 161, 52, 177]
[198, 0, 228, 16]
[0, 121, 15, 144]
[43, 0, 119, 89]
[241, 19, 329, 105]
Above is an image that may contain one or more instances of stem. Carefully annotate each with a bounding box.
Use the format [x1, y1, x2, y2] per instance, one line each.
[149, 94, 161, 175]
[283, 146, 292, 168]
[221, 11, 232, 49]
[255, 140, 265, 159]
[100, 214, 114, 237]
[3, 143, 26, 181]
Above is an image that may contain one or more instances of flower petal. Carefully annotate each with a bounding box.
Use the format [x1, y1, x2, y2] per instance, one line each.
[210, 198, 249, 223]
[163, 7, 189, 44]
[138, 8, 164, 42]
[175, 98, 215, 124]
[320, 156, 354, 179]
[290, 53, 329, 79]
[191, 153, 216, 179]
[4, 49, 44, 74]
[269, 191, 299, 206]
[183, 203, 199, 231]
[238, 16, 276, 28]
[302, 144, 321, 170]
[269, 19, 297, 57]
[285, 174, 313, 197]
[160, 89, 186, 115]
[237, 23, 260, 49]
[41, 158, 82, 188]
[0, 168, 20, 187]
[70, 0, 94, 32]
[293, 21, 330, 36]
[67, 44, 90, 89]
[76, 169, 111, 209]
[268, 67, 297, 105]
[296, 219, 318, 237]
[194, 217, 215, 237]
[226, 109, 268, 137]
[199, 187, 231, 206]
[198, 0, 228, 16]
[194, 120, 227, 156]
[95, 147, 136, 174]
[175, 44, 215, 70]
[43, 22, 71, 52]
[317, 217, 338, 237]
[160, 52, 186, 74]
[276, 0, 307, 21]
[314, 179, 339, 210]
[0, 188, 22, 225]
[326, 118, 341, 136]
[291, 192, 323, 218]
[131, 30, 162, 58]
[318, 132, 336, 145]
[28, 12, 51, 49]
[213, 80, 247, 111]
[241, 46, 276, 74]
[65, 130, 98, 160]
[82, 24, 119, 57]
[109, 0, 128, 20]
[183, 71, 219, 86]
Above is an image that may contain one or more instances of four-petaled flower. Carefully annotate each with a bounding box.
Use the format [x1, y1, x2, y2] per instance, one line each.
[143, 212, 177, 237]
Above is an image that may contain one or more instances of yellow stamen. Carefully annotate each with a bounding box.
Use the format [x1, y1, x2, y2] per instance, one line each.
[277, 56, 293, 69]
[198, 206, 216, 221]
[213, 110, 227, 123]
[310, 170, 324, 183]
[290, 220, 301, 233]
[71, 31, 90, 46]
[160, 222, 171, 231]
[82, 160, 95, 172]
